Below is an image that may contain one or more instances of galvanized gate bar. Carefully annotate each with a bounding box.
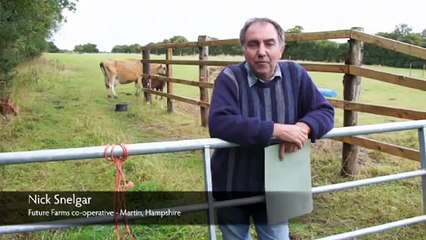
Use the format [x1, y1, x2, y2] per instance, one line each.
[316, 215, 426, 240]
[203, 146, 217, 240]
[1, 120, 426, 165]
[0, 138, 237, 165]
[322, 120, 426, 138]
[312, 169, 426, 194]
[419, 127, 426, 214]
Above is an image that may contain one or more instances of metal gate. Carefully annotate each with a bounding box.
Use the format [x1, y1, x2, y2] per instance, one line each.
[1, 120, 425, 239]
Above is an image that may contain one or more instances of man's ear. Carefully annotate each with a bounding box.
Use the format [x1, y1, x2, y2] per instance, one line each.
[280, 45, 285, 54]
[279, 45, 285, 59]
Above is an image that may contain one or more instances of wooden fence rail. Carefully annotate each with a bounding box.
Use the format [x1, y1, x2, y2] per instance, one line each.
[334, 136, 420, 161]
[143, 75, 214, 88]
[143, 89, 209, 107]
[351, 30, 426, 60]
[349, 66, 426, 90]
[140, 30, 352, 50]
[143, 60, 425, 89]
[328, 99, 426, 120]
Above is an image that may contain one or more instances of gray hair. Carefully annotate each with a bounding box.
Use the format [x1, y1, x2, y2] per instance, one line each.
[239, 17, 285, 47]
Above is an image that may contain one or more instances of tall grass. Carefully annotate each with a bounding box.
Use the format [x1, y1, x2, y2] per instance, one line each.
[0, 53, 425, 239]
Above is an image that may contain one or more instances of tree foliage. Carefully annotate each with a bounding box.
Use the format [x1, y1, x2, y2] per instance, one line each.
[73, 43, 99, 53]
[46, 41, 60, 53]
[0, 0, 77, 98]
[285, 24, 425, 67]
[111, 44, 141, 53]
[364, 24, 426, 68]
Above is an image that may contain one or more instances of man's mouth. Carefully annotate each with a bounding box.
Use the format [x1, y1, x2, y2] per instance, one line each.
[255, 61, 269, 66]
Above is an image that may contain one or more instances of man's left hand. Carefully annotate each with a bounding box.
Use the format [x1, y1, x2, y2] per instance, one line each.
[279, 142, 302, 160]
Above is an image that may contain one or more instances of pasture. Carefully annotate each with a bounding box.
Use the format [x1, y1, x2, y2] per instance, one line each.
[0, 53, 425, 239]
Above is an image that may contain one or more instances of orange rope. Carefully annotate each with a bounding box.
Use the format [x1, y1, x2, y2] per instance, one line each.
[105, 144, 135, 240]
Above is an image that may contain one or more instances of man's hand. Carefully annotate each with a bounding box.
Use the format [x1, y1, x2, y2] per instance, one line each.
[273, 122, 311, 160]
[279, 142, 301, 160]
[273, 122, 310, 149]
[295, 122, 311, 135]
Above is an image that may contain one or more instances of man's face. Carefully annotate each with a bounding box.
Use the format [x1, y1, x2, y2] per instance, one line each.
[243, 22, 284, 81]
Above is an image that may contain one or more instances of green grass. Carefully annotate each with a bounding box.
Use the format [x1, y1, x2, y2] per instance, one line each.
[0, 53, 425, 239]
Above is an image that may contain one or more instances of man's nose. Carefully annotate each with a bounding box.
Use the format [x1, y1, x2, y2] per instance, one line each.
[257, 44, 266, 56]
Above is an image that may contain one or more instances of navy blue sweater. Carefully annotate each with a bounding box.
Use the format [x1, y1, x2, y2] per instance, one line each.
[208, 61, 335, 197]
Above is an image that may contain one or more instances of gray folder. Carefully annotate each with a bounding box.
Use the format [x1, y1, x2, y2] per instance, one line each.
[264, 142, 313, 224]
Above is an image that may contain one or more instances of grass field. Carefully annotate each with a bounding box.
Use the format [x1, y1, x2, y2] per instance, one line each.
[0, 53, 425, 239]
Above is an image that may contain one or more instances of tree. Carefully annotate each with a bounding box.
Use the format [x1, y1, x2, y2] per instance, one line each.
[393, 24, 412, 41]
[168, 36, 188, 55]
[111, 45, 131, 53]
[209, 37, 223, 56]
[73, 43, 99, 53]
[111, 44, 142, 53]
[366, 24, 425, 68]
[47, 41, 60, 53]
[286, 25, 304, 33]
[0, 0, 77, 98]
[128, 44, 141, 53]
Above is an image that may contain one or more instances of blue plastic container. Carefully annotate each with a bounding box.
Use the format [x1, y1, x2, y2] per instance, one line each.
[318, 88, 337, 97]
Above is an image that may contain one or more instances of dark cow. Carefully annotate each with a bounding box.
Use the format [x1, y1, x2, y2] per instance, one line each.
[148, 76, 167, 99]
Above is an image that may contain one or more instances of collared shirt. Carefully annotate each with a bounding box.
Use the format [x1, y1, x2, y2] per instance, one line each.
[244, 62, 282, 87]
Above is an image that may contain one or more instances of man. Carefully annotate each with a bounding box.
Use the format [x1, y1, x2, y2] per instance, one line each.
[208, 18, 335, 240]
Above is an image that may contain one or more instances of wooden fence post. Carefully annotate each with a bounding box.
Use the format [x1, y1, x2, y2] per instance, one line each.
[142, 49, 152, 104]
[166, 48, 174, 113]
[198, 35, 209, 127]
[342, 27, 364, 176]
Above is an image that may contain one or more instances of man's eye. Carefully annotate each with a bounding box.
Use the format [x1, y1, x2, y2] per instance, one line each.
[266, 42, 276, 47]
[247, 42, 258, 48]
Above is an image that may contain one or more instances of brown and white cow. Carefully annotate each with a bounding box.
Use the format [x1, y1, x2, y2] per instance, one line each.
[99, 59, 166, 98]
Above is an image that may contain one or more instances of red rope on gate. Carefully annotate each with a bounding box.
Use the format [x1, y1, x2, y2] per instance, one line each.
[105, 144, 135, 240]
